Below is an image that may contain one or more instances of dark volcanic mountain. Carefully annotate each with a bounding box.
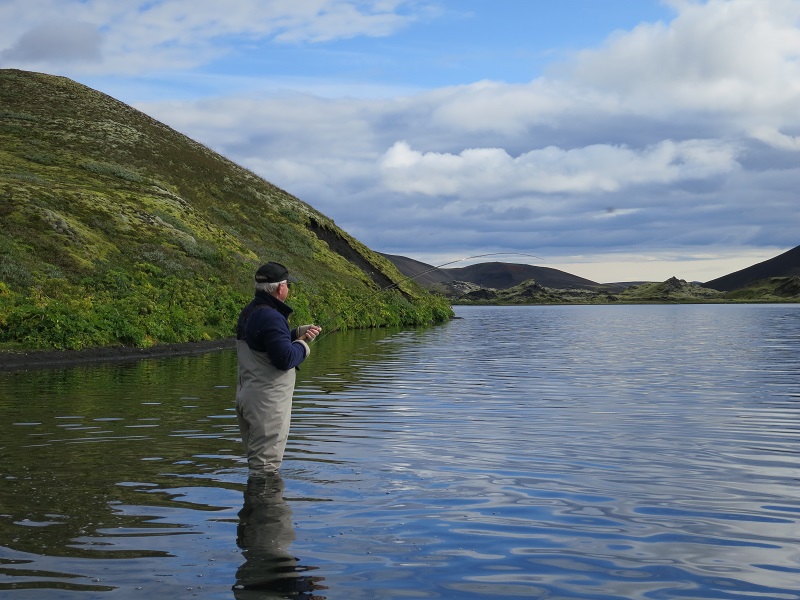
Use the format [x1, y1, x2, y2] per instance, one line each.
[703, 245, 800, 291]
[380, 250, 800, 304]
[380, 254, 605, 291]
[444, 262, 602, 290]
[379, 254, 453, 288]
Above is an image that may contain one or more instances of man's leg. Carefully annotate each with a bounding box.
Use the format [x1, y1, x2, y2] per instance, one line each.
[237, 393, 292, 476]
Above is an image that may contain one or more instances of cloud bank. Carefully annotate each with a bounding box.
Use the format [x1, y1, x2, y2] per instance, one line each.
[2, 0, 799, 281]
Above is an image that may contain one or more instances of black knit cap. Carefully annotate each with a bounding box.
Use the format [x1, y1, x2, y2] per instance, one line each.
[255, 262, 298, 283]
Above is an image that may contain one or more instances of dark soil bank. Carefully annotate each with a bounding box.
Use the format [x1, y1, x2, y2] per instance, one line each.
[0, 339, 236, 371]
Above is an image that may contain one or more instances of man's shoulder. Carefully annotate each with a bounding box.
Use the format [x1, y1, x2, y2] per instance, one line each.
[239, 301, 275, 323]
[252, 305, 292, 332]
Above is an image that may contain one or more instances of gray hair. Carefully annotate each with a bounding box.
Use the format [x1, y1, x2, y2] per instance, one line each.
[255, 280, 284, 295]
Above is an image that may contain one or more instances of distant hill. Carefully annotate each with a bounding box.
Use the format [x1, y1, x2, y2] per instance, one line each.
[724, 276, 800, 300]
[379, 253, 454, 289]
[620, 277, 725, 302]
[703, 245, 800, 291]
[381, 252, 800, 304]
[385, 244, 800, 298]
[0, 69, 451, 351]
[450, 274, 800, 305]
[380, 254, 613, 293]
[444, 261, 605, 290]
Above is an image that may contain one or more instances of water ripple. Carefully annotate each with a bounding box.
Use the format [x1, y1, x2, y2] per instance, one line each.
[1, 305, 800, 598]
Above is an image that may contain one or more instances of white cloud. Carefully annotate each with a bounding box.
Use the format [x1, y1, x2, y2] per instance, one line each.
[378, 139, 740, 196]
[565, 0, 800, 116]
[2, 0, 800, 281]
[0, 0, 422, 74]
[268, 0, 417, 43]
[749, 126, 800, 152]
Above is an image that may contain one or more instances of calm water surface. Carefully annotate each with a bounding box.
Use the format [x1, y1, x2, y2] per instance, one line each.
[1, 304, 799, 599]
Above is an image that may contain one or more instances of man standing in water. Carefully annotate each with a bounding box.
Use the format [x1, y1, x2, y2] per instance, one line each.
[236, 262, 321, 478]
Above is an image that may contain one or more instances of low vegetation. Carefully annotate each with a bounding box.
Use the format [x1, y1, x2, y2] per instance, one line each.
[0, 69, 451, 351]
[453, 275, 800, 305]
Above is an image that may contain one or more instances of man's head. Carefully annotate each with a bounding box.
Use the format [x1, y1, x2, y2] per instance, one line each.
[255, 262, 297, 300]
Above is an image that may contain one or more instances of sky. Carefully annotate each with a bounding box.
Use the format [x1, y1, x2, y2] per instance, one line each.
[2, 0, 799, 283]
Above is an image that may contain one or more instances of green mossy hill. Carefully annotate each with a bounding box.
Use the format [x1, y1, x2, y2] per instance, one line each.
[0, 69, 452, 351]
[455, 279, 620, 305]
[617, 277, 725, 303]
[723, 276, 800, 302]
[453, 275, 800, 305]
[618, 276, 800, 303]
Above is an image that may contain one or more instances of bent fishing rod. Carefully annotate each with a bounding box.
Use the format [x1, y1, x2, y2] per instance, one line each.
[312, 252, 543, 339]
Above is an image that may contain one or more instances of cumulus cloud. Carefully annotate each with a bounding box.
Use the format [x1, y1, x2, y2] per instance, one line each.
[378, 139, 740, 196]
[564, 0, 800, 117]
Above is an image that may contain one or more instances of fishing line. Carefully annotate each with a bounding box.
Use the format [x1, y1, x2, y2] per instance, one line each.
[311, 252, 543, 340]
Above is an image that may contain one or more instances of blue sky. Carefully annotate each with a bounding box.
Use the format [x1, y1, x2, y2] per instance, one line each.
[2, 0, 799, 282]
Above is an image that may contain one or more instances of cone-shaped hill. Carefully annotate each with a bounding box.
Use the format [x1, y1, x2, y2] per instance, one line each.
[703, 245, 800, 292]
[0, 69, 451, 351]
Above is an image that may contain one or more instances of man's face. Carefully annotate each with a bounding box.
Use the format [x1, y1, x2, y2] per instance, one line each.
[277, 281, 289, 302]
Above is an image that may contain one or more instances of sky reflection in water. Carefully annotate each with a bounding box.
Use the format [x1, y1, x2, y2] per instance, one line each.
[1, 304, 800, 599]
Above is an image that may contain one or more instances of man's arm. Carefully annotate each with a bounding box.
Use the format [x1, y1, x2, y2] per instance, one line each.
[246, 308, 309, 370]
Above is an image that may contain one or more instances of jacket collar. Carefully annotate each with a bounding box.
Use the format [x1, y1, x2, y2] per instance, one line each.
[252, 290, 293, 318]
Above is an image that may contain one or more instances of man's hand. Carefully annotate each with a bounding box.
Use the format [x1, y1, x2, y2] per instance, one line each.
[297, 325, 322, 342]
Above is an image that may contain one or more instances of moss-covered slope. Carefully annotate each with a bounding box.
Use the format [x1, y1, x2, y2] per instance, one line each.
[449, 275, 800, 305]
[0, 69, 451, 350]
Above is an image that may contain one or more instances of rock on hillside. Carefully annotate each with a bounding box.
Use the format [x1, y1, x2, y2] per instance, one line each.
[724, 276, 800, 301]
[775, 276, 800, 296]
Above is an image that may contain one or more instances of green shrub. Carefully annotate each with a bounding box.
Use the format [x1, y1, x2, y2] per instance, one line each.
[80, 160, 145, 183]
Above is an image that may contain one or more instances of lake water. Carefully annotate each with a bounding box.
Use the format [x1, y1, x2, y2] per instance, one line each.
[1, 304, 800, 599]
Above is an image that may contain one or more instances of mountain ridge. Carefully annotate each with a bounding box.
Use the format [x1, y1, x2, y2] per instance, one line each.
[381, 248, 800, 304]
[379, 253, 617, 292]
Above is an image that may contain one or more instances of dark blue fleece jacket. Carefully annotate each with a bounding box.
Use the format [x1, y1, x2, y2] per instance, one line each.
[236, 292, 307, 371]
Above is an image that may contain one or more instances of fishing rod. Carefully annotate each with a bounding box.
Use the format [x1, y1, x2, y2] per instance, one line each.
[312, 252, 544, 339]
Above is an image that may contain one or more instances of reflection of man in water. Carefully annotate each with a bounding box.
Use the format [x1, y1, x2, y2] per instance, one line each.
[233, 475, 325, 598]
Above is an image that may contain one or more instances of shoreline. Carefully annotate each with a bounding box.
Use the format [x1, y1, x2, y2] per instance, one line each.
[0, 338, 236, 371]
